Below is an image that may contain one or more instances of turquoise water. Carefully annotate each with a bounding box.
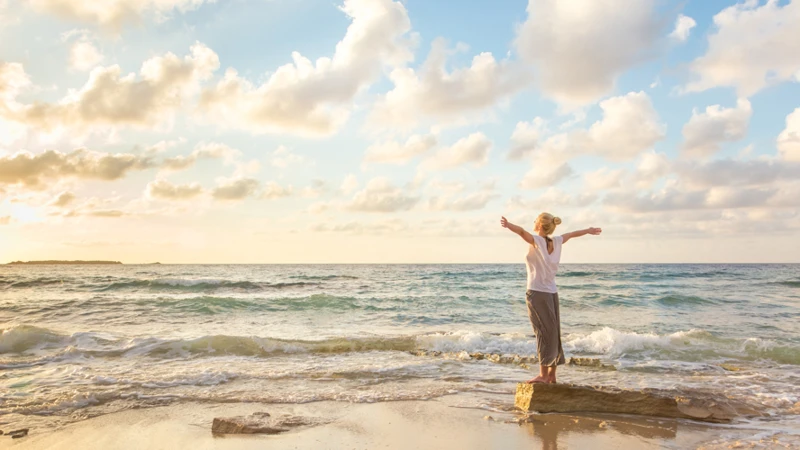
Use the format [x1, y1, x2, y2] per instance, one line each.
[1, 264, 799, 437]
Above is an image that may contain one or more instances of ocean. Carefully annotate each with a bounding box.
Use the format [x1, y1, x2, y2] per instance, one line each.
[1, 264, 799, 443]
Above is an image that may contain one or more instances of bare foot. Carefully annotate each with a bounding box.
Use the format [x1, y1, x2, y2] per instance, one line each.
[526, 376, 549, 384]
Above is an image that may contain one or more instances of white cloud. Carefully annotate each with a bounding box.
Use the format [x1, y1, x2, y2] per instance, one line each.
[632, 151, 671, 188]
[685, 0, 800, 96]
[340, 174, 359, 195]
[261, 181, 293, 200]
[584, 167, 625, 190]
[69, 40, 104, 72]
[346, 177, 419, 212]
[49, 191, 76, 207]
[778, 108, 800, 161]
[515, 0, 664, 106]
[420, 132, 491, 171]
[270, 145, 304, 169]
[0, 43, 219, 140]
[211, 177, 259, 201]
[370, 38, 530, 128]
[197, 0, 413, 137]
[0, 148, 155, 187]
[508, 117, 545, 161]
[161, 141, 241, 171]
[670, 14, 697, 41]
[26, 0, 213, 30]
[363, 134, 437, 165]
[426, 190, 498, 211]
[605, 185, 780, 212]
[301, 179, 328, 199]
[675, 158, 800, 188]
[146, 178, 204, 200]
[536, 91, 666, 162]
[681, 99, 752, 158]
[519, 161, 574, 189]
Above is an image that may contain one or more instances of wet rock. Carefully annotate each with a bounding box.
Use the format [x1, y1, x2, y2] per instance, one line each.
[8, 428, 29, 439]
[719, 363, 743, 372]
[411, 350, 537, 367]
[483, 415, 494, 421]
[212, 413, 321, 435]
[567, 357, 616, 371]
[515, 383, 740, 423]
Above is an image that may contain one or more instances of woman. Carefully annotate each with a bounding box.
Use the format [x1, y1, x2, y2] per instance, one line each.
[500, 213, 601, 384]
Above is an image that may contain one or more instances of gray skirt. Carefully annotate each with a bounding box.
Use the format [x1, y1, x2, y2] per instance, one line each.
[526, 290, 566, 367]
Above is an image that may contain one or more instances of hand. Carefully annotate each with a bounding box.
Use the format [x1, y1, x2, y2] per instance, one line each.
[588, 227, 602, 235]
[500, 216, 509, 228]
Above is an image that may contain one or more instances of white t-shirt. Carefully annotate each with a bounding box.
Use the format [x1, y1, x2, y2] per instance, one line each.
[525, 234, 563, 293]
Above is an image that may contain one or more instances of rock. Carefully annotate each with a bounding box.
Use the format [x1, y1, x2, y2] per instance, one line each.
[719, 363, 743, 372]
[514, 383, 739, 423]
[567, 357, 616, 371]
[483, 415, 494, 421]
[8, 428, 29, 439]
[211, 413, 320, 435]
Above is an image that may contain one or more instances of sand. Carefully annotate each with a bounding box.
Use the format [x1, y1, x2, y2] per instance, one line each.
[5, 392, 741, 450]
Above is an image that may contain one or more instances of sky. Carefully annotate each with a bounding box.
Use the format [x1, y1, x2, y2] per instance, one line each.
[0, 0, 799, 264]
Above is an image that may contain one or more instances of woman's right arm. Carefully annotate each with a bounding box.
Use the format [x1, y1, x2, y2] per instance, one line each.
[500, 216, 536, 246]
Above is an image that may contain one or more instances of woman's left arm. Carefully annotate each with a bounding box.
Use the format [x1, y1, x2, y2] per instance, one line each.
[561, 227, 602, 244]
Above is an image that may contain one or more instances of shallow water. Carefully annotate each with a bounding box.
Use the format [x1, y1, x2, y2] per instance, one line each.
[1, 264, 799, 440]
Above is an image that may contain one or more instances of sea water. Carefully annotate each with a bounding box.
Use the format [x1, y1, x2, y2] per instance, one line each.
[1, 264, 799, 443]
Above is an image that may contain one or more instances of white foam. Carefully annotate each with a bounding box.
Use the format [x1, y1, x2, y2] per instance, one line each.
[416, 331, 537, 355]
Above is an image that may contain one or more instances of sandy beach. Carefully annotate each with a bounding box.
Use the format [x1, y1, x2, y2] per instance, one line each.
[6, 393, 748, 450]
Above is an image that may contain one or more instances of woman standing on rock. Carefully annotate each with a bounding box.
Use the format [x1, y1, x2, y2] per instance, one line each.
[500, 214, 601, 384]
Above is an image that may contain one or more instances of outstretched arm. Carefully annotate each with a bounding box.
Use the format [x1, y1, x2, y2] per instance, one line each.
[500, 216, 536, 246]
[561, 227, 602, 244]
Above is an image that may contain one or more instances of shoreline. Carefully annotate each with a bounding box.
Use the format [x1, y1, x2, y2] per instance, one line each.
[6, 394, 753, 450]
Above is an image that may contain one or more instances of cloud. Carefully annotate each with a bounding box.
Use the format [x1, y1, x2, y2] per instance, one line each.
[632, 151, 671, 188]
[301, 179, 328, 199]
[670, 14, 697, 41]
[420, 132, 491, 171]
[584, 167, 626, 190]
[508, 188, 597, 210]
[146, 179, 204, 200]
[675, 158, 800, 188]
[681, 99, 752, 158]
[536, 91, 666, 162]
[270, 146, 305, 169]
[0, 148, 155, 187]
[778, 108, 800, 161]
[363, 134, 437, 165]
[311, 218, 408, 235]
[211, 177, 259, 201]
[0, 43, 219, 140]
[426, 191, 498, 211]
[69, 41, 104, 72]
[604, 184, 782, 212]
[340, 174, 358, 195]
[346, 177, 419, 212]
[519, 162, 574, 189]
[508, 117, 545, 161]
[0, 215, 10, 225]
[261, 181, 293, 200]
[515, 0, 665, 106]
[684, 0, 800, 96]
[197, 0, 413, 137]
[161, 141, 241, 171]
[26, 0, 213, 30]
[370, 38, 530, 128]
[49, 191, 76, 207]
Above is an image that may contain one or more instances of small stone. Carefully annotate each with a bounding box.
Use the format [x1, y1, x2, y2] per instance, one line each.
[483, 415, 494, 421]
[598, 421, 607, 428]
[8, 428, 29, 439]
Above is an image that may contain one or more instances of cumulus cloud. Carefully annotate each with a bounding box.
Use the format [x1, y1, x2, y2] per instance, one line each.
[519, 162, 574, 189]
[584, 167, 626, 190]
[311, 218, 408, 235]
[508, 188, 597, 211]
[161, 141, 240, 171]
[535, 92, 666, 162]
[670, 14, 697, 41]
[632, 151, 671, 188]
[49, 191, 76, 207]
[681, 99, 752, 158]
[0, 215, 10, 225]
[508, 117, 545, 161]
[420, 132, 491, 171]
[370, 38, 530, 128]
[675, 158, 800, 188]
[425, 190, 498, 211]
[363, 134, 437, 165]
[197, 0, 413, 136]
[340, 174, 359, 195]
[0, 148, 155, 187]
[69, 40, 104, 71]
[515, 0, 665, 106]
[0, 43, 219, 140]
[146, 179, 204, 200]
[211, 177, 260, 201]
[605, 185, 779, 212]
[346, 177, 419, 212]
[685, 0, 800, 96]
[778, 108, 800, 161]
[261, 181, 293, 200]
[26, 0, 213, 30]
[270, 146, 305, 169]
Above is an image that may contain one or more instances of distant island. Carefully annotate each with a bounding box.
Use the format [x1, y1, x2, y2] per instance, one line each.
[7, 260, 123, 265]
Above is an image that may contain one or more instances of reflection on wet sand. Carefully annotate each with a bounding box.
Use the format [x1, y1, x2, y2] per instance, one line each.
[516, 413, 678, 450]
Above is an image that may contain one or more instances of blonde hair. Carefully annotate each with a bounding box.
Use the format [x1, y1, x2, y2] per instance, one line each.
[536, 212, 562, 235]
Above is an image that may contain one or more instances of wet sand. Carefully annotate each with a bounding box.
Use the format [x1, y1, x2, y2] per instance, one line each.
[7, 394, 739, 450]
